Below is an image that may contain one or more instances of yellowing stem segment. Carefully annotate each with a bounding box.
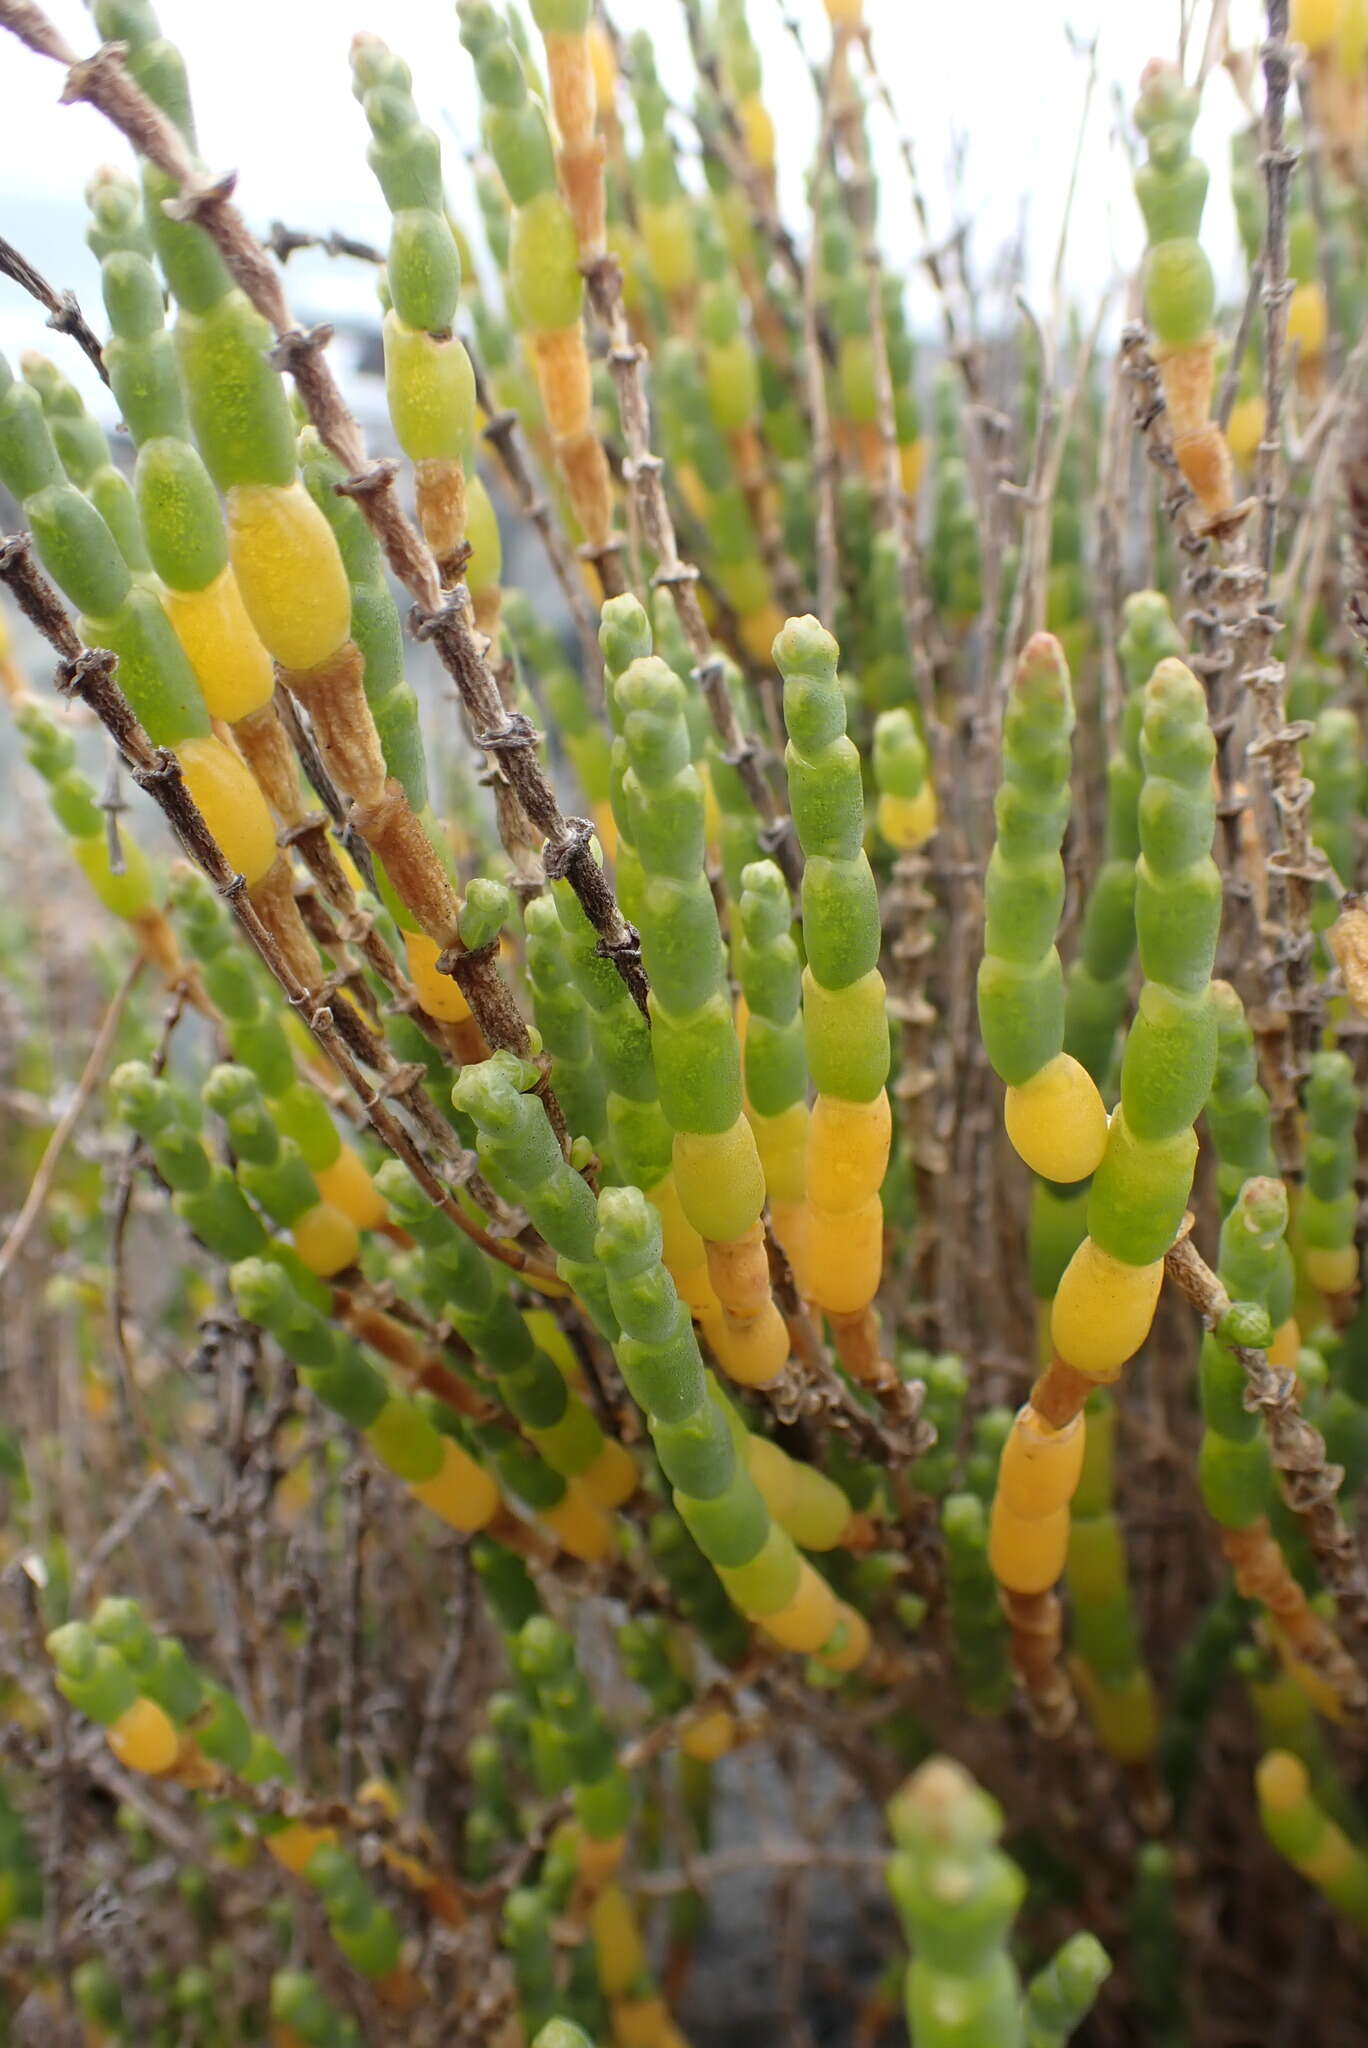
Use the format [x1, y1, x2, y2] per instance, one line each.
[1003, 1053, 1109, 1183]
[226, 481, 352, 670]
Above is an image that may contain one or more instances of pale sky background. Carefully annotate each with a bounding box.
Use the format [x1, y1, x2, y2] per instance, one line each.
[0, 0, 1265, 421]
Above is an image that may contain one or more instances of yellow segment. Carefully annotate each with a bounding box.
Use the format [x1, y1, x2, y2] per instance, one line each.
[1304, 1244, 1358, 1295]
[1256, 1748, 1308, 1811]
[749, 1436, 851, 1549]
[314, 1145, 388, 1232]
[1003, 1053, 1109, 1183]
[587, 19, 617, 107]
[705, 1303, 790, 1386]
[680, 1707, 736, 1762]
[176, 732, 278, 887]
[1287, 280, 1328, 358]
[756, 1561, 840, 1652]
[819, 1603, 871, 1672]
[291, 1201, 361, 1278]
[403, 927, 472, 1022]
[591, 1881, 647, 1997]
[1269, 1315, 1303, 1368]
[877, 783, 937, 850]
[1051, 1237, 1163, 1380]
[988, 1496, 1070, 1594]
[825, 0, 864, 21]
[580, 1436, 639, 1509]
[808, 1090, 891, 1213]
[541, 1479, 615, 1562]
[747, 1100, 808, 1205]
[739, 599, 785, 666]
[411, 1437, 500, 1531]
[1073, 1662, 1158, 1764]
[267, 1821, 337, 1875]
[107, 1695, 180, 1776]
[226, 479, 351, 671]
[1226, 393, 1265, 468]
[1291, 0, 1342, 51]
[737, 93, 776, 170]
[672, 1118, 766, 1243]
[899, 437, 926, 498]
[161, 564, 275, 723]
[805, 1193, 883, 1314]
[997, 1406, 1086, 1520]
[612, 1996, 687, 2048]
[1300, 1824, 1357, 1890]
[575, 1827, 625, 1886]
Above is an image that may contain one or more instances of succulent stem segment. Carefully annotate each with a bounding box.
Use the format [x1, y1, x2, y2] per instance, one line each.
[83, 166, 308, 834]
[594, 1182, 868, 1668]
[990, 657, 1219, 1728]
[459, 2, 615, 569]
[979, 631, 1108, 1186]
[610, 596, 789, 1387]
[775, 616, 897, 1391]
[530, 0, 607, 260]
[1257, 1749, 1368, 1930]
[1134, 61, 1235, 527]
[351, 34, 477, 586]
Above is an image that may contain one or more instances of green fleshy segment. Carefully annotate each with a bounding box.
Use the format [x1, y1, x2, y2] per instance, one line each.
[1063, 591, 1182, 1091]
[1134, 64, 1215, 350]
[977, 633, 1074, 1088]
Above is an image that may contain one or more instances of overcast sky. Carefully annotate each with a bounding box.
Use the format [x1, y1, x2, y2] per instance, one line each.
[1, 0, 1264, 419]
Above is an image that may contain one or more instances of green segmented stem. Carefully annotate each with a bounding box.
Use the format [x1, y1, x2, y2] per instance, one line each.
[649, 1509, 751, 1666]
[594, 1182, 853, 1654]
[777, 615, 888, 1098]
[1023, 1936, 1111, 2048]
[22, 352, 150, 573]
[908, 1353, 967, 1499]
[1299, 1051, 1359, 1298]
[515, 1618, 633, 1849]
[231, 1252, 455, 1489]
[706, 663, 768, 902]
[941, 1494, 1013, 1717]
[524, 894, 610, 1152]
[110, 1061, 268, 1262]
[552, 871, 672, 1193]
[1306, 708, 1361, 944]
[1065, 1397, 1158, 1765]
[626, 34, 698, 303]
[1257, 1750, 1368, 1931]
[1083, 658, 1221, 1269]
[1134, 65, 1213, 353]
[374, 1157, 620, 1488]
[737, 859, 807, 1125]
[351, 35, 477, 509]
[49, 1597, 404, 1977]
[168, 871, 340, 1164]
[1205, 981, 1278, 1215]
[454, 1052, 620, 1338]
[13, 698, 159, 923]
[0, 351, 208, 745]
[1063, 591, 1182, 1091]
[887, 1758, 1027, 2048]
[270, 1973, 362, 2048]
[86, 167, 227, 585]
[611, 595, 769, 1240]
[1198, 1180, 1287, 1529]
[978, 632, 1074, 1089]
